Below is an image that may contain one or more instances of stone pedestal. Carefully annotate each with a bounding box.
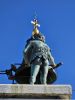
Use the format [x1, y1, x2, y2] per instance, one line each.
[0, 84, 72, 99]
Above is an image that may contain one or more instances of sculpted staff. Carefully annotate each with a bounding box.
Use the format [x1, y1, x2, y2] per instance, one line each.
[23, 18, 56, 84]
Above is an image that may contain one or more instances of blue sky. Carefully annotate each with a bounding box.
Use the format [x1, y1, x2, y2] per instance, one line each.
[0, 0, 75, 98]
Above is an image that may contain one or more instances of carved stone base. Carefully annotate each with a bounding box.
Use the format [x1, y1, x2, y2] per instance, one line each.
[0, 84, 72, 99]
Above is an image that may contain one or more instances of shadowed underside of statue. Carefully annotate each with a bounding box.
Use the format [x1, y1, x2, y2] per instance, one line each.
[15, 65, 57, 84]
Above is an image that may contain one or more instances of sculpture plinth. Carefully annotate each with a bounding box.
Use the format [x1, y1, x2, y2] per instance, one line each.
[0, 84, 72, 99]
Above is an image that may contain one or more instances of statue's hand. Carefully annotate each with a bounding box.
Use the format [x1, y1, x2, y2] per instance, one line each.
[25, 61, 30, 67]
[50, 64, 56, 68]
[50, 62, 63, 69]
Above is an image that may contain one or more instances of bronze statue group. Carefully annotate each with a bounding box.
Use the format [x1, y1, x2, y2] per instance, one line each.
[0, 18, 62, 84]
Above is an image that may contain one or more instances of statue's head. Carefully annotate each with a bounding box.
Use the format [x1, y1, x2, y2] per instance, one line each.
[32, 33, 45, 43]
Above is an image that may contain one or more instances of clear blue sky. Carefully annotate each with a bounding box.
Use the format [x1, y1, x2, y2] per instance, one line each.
[0, 0, 75, 98]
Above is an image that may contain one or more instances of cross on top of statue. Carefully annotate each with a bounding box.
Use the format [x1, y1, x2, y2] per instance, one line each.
[31, 17, 40, 35]
[31, 18, 40, 28]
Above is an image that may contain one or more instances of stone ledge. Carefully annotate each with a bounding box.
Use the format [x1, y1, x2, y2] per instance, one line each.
[0, 84, 72, 99]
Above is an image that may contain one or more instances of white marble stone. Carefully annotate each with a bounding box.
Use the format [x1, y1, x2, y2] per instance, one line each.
[0, 84, 72, 99]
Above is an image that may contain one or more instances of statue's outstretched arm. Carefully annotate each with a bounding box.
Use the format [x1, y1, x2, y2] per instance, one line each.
[23, 42, 31, 65]
[24, 43, 31, 53]
[48, 51, 56, 67]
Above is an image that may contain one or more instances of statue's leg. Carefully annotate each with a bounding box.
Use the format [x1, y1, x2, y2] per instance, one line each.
[30, 64, 40, 84]
[40, 59, 49, 84]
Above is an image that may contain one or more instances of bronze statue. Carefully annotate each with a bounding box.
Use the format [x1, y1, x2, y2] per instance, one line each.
[23, 18, 56, 84]
[0, 18, 62, 84]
